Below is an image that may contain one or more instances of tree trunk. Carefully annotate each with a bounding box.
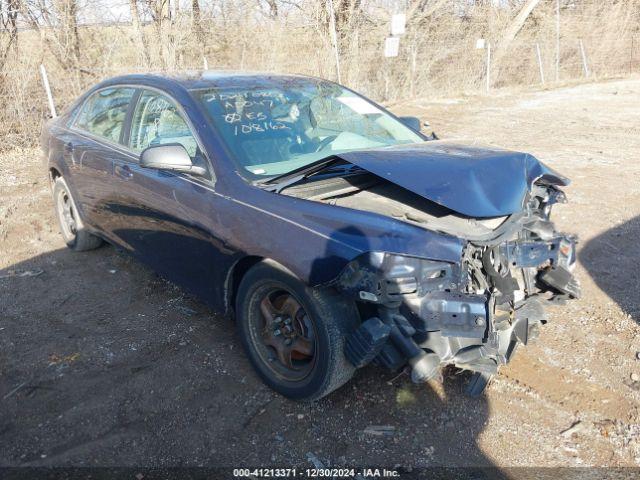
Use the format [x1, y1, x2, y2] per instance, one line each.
[265, 0, 278, 18]
[500, 0, 544, 50]
[192, 0, 204, 43]
[54, 0, 81, 69]
[492, 0, 543, 85]
[153, 0, 175, 70]
[0, 0, 20, 71]
[67, 0, 80, 65]
[129, 0, 150, 66]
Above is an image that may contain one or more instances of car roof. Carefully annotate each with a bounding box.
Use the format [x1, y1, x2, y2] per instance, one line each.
[99, 71, 324, 92]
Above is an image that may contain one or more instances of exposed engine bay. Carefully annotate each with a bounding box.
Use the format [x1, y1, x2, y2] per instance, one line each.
[281, 169, 580, 395]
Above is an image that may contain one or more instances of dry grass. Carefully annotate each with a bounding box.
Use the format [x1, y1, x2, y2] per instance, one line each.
[1, 0, 639, 150]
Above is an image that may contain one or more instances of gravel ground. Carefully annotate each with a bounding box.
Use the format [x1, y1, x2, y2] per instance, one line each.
[1, 77, 639, 468]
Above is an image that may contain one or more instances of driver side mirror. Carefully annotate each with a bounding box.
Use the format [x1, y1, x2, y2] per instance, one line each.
[140, 144, 206, 176]
[399, 116, 421, 132]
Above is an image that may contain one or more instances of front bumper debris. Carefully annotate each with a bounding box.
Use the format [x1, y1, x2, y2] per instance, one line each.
[337, 228, 579, 396]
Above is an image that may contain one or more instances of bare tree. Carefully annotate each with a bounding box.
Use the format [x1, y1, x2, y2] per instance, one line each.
[492, 0, 544, 85]
[264, 0, 278, 18]
[55, 0, 81, 67]
[499, 0, 543, 53]
[334, 0, 361, 32]
[192, 0, 205, 42]
[130, 0, 151, 66]
[19, 0, 82, 72]
[140, 0, 176, 69]
[157, 0, 175, 69]
[0, 0, 20, 72]
[319, 0, 363, 53]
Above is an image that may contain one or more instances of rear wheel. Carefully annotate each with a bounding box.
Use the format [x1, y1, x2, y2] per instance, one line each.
[53, 177, 103, 251]
[236, 260, 359, 401]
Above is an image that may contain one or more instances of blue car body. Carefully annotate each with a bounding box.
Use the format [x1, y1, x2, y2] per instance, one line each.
[41, 74, 465, 307]
[41, 72, 579, 392]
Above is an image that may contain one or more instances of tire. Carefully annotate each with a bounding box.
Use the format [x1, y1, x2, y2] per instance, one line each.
[52, 176, 103, 251]
[235, 260, 359, 401]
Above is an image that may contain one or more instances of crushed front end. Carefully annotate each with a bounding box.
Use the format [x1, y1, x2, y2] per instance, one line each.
[335, 182, 580, 395]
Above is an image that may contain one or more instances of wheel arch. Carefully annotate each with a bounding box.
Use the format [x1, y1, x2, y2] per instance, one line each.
[225, 256, 309, 316]
[49, 166, 62, 184]
[225, 255, 264, 316]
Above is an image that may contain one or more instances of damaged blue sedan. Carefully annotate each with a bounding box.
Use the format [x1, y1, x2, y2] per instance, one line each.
[41, 72, 580, 400]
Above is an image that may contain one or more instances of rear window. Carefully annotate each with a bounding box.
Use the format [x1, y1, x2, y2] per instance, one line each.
[74, 87, 136, 143]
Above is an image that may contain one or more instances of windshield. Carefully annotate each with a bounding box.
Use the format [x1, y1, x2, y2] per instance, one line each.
[193, 79, 423, 180]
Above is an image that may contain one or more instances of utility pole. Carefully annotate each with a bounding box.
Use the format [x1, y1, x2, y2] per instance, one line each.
[535, 43, 545, 84]
[326, 0, 342, 84]
[579, 40, 590, 77]
[555, 0, 560, 81]
[486, 42, 491, 93]
[40, 64, 57, 118]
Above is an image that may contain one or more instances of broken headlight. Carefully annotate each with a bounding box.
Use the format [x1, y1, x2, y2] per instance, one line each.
[335, 252, 460, 306]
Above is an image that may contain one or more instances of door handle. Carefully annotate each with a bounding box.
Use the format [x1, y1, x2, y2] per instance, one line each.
[64, 142, 76, 166]
[115, 164, 134, 180]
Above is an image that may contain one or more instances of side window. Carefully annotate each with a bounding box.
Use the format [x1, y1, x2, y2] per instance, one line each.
[129, 91, 198, 159]
[74, 88, 135, 143]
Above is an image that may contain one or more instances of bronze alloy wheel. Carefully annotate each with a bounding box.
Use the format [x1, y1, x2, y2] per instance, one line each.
[236, 260, 359, 400]
[248, 286, 317, 382]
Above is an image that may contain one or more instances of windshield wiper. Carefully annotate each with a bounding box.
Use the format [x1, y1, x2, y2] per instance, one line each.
[257, 153, 368, 193]
[265, 163, 364, 193]
[257, 156, 336, 184]
[257, 156, 345, 193]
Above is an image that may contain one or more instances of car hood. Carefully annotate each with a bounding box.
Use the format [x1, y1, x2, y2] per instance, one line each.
[335, 141, 569, 218]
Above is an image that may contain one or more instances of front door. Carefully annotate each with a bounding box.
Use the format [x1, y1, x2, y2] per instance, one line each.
[110, 90, 233, 305]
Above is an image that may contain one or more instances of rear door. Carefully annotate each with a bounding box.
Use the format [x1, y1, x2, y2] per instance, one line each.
[68, 87, 137, 232]
[110, 89, 228, 303]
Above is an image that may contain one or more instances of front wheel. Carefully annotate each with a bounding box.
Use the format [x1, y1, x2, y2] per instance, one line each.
[53, 177, 103, 251]
[235, 260, 359, 401]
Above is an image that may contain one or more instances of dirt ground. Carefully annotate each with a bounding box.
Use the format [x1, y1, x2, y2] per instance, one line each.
[1, 77, 639, 469]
